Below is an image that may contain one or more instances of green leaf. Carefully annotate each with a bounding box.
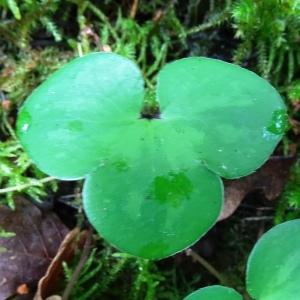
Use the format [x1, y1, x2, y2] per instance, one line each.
[246, 219, 300, 300]
[157, 57, 287, 179]
[17, 53, 144, 179]
[17, 52, 286, 259]
[7, 0, 21, 20]
[0, 228, 16, 238]
[183, 285, 243, 300]
[83, 136, 223, 258]
[17, 53, 286, 181]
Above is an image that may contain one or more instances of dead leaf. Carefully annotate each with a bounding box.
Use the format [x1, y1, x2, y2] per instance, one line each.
[0, 198, 69, 300]
[34, 228, 87, 300]
[219, 155, 296, 221]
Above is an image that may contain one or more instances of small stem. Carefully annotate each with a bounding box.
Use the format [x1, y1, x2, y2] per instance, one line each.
[140, 89, 160, 120]
[62, 228, 93, 300]
[144, 78, 155, 90]
[2, 113, 17, 140]
[185, 249, 227, 284]
[77, 42, 83, 57]
[87, 3, 119, 42]
[130, 0, 139, 19]
[0, 176, 55, 194]
[184, 9, 229, 37]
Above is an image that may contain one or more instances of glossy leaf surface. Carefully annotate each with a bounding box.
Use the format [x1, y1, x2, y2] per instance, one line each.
[17, 53, 286, 181]
[83, 140, 223, 259]
[246, 219, 300, 300]
[17, 52, 286, 259]
[157, 57, 287, 178]
[184, 285, 242, 300]
[17, 53, 144, 179]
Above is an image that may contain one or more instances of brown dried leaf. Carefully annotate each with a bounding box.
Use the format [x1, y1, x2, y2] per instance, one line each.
[0, 198, 69, 300]
[219, 156, 296, 221]
[34, 228, 87, 300]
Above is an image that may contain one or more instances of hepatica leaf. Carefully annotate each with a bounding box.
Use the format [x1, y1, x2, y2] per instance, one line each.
[157, 57, 287, 179]
[17, 52, 144, 179]
[83, 145, 223, 259]
[17, 52, 287, 259]
[183, 285, 243, 300]
[246, 220, 300, 300]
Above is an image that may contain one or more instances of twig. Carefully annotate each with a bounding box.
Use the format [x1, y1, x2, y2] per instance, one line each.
[62, 228, 93, 300]
[77, 42, 83, 57]
[243, 216, 273, 222]
[0, 176, 55, 194]
[185, 248, 227, 284]
[183, 9, 229, 37]
[87, 3, 119, 41]
[130, 0, 139, 19]
[2, 111, 17, 140]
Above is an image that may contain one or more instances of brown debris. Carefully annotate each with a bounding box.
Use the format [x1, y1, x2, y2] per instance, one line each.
[34, 228, 88, 300]
[219, 155, 296, 221]
[0, 198, 69, 300]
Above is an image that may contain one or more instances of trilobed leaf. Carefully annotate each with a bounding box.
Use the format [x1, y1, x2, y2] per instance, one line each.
[17, 52, 286, 258]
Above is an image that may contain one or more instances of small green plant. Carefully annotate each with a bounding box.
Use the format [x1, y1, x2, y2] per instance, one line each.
[232, 0, 300, 84]
[61, 246, 172, 300]
[184, 219, 300, 299]
[0, 0, 62, 48]
[62, 248, 128, 300]
[17, 52, 287, 259]
[275, 162, 300, 223]
[0, 48, 71, 108]
[0, 131, 57, 209]
[67, 1, 186, 85]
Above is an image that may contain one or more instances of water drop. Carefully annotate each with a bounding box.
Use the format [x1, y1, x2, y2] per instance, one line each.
[221, 164, 227, 170]
[166, 233, 176, 237]
[18, 109, 31, 134]
[22, 123, 29, 132]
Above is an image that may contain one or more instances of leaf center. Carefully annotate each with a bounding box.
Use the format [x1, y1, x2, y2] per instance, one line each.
[140, 89, 160, 120]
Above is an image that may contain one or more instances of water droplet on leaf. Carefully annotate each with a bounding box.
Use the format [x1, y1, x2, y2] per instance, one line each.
[18, 110, 31, 134]
[22, 123, 29, 132]
[221, 164, 227, 170]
